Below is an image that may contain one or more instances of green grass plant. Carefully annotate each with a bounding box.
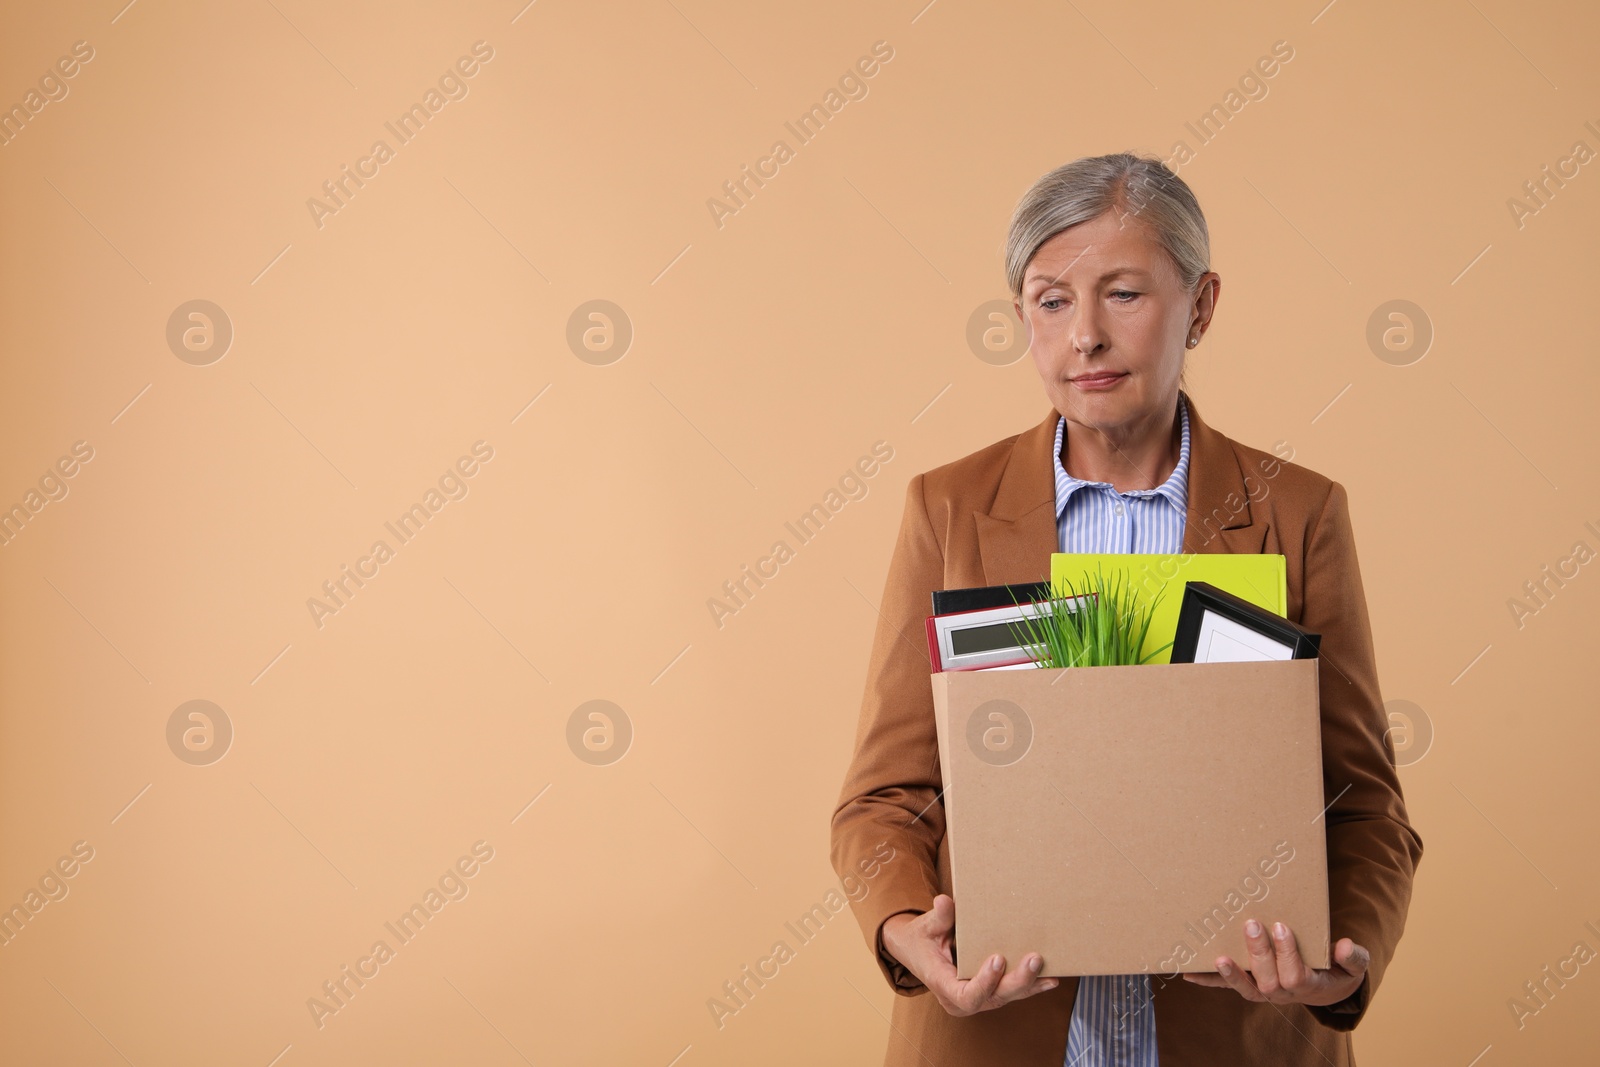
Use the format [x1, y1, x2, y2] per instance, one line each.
[1006, 562, 1173, 669]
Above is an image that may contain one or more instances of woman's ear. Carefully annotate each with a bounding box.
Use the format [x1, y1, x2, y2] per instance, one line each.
[1192, 271, 1221, 332]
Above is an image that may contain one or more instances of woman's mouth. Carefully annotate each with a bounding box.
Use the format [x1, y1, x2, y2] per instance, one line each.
[1069, 372, 1127, 391]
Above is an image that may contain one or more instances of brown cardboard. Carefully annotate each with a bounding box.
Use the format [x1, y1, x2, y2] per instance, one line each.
[931, 659, 1330, 978]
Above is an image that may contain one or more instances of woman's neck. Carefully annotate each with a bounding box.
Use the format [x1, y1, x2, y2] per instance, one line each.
[1061, 398, 1182, 493]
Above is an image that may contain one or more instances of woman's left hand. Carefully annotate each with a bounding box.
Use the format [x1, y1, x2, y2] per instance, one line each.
[1180, 919, 1369, 1007]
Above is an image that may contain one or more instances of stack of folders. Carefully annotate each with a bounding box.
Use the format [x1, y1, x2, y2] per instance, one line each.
[926, 554, 1320, 672]
[924, 580, 1062, 673]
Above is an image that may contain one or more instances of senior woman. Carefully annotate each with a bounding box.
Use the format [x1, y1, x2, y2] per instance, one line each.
[830, 153, 1422, 1066]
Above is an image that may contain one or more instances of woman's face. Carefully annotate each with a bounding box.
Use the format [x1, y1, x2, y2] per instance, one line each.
[1013, 208, 1217, 438]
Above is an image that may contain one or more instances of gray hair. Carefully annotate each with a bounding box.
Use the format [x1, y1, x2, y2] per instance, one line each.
[1005, 152, 1211, 301]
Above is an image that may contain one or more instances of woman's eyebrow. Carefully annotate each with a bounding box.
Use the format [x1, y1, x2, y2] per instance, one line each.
[1025, 265, 1150, 290]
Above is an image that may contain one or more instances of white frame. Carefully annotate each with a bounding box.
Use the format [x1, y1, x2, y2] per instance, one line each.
[932, 596, 1088, 671]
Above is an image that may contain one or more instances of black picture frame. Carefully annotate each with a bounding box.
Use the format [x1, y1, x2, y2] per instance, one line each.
[931, 580, 1053, 617]
[1170, 580, 1321, 664]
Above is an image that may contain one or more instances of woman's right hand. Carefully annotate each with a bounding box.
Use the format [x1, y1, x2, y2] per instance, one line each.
[880, 893, 1059, 1016]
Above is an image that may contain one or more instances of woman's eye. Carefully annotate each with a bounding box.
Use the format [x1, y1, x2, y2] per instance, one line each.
[1111, 290, 1139, 302]
[1040, 297, 1063, 310]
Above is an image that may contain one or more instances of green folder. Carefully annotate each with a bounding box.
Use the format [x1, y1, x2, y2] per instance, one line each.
[1049, 553, 1289, 665]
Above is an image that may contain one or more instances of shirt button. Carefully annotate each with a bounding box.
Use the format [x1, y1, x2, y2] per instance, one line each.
[1114, 504, 1124, 516]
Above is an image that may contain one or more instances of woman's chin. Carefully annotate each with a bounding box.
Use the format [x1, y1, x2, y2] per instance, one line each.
[1057, 389, 1138, 421]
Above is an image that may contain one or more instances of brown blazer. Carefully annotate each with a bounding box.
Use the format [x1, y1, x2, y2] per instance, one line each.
[830, 389, 1423, 1066]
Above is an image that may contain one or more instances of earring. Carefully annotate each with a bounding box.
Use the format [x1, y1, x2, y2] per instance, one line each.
[1187, 336, 1198, 347]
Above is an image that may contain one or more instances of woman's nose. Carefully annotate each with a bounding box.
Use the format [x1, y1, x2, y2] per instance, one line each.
[1071, 303, 1105, 356]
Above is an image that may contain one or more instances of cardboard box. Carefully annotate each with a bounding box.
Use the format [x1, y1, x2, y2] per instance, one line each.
[931, 659, 1330, 978]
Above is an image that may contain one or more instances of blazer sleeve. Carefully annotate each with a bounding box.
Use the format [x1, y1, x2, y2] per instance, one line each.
[830, 472, 947, 994]
[1298, 480, 1424, 1030]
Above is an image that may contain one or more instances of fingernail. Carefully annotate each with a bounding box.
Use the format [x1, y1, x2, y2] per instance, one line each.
[1245, 920, 1262, 937]
[990, 955, 1003, 973]
[1273, 922, 1288, 941]
[1218, 961, 1232, 976]
[1028, 956, 1042, 974]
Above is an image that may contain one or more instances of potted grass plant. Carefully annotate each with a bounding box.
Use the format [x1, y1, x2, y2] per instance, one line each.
[1006, 561, 1173, 669]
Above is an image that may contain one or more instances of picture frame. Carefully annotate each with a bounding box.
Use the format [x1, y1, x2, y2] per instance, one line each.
[1170, 580, 1321, 664]
[926, 600, 1060, 672]
[925, 581, 1087, 672]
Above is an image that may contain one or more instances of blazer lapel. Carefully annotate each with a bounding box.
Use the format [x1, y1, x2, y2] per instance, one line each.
[1180, 390, 1269, 555]
[975, 389, 1266, 586]
[975, 408, 1060, 587]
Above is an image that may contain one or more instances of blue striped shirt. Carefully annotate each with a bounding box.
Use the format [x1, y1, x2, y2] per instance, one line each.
[1055, 392, 1190, 1067]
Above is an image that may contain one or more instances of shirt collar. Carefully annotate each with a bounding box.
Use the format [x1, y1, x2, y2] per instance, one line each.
[1052, 391, 1192, 518]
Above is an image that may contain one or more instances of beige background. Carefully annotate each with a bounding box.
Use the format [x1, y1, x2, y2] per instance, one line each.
[1, 0, 1596, 1064]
